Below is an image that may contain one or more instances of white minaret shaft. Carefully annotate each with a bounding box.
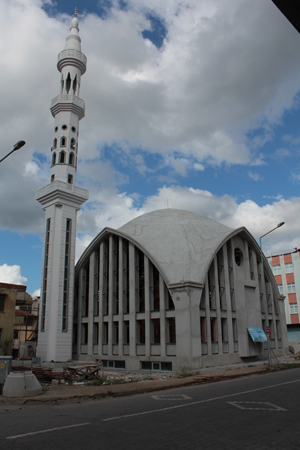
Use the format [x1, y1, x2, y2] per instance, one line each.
[36, 12, 89, 362]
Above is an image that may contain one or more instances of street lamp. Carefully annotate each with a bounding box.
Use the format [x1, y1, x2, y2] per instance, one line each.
[259, 221, 285, 365]
[0, 140, 26, 164]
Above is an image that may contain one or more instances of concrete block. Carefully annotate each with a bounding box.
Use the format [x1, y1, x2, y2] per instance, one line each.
[2, 371, 42, 397]
[289, 343, 300, 354]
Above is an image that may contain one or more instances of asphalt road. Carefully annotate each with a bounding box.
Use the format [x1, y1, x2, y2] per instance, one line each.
[1, 368, 300, 450]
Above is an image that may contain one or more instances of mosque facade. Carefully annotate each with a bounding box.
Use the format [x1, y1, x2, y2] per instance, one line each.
[36, 14, 288, 371]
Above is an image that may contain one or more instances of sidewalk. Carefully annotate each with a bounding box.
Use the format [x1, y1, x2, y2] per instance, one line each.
[1, 356, 299, 411]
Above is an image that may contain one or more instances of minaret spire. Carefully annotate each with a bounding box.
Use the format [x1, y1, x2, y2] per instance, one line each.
[36, 13, 89, 362]
[74, 7, 77, 17]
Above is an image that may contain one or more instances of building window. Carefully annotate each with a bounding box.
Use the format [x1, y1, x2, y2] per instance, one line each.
[234, 248, 243, 266]
[136, 249, 145, 312]
[200, 317, 206, 342]
[150, 263, 160, 311]
[221, 318, 228, 342]
[70, 138, 76, 149]
[81, 323, 88, 345]
[123, 321, 129, 344]
[112, 236, 119, 315]
[113, 322, 119, 344]
[0, 328, 2, 347]
[69, 152, 74, 166]
[122, 240, 129, 314]
[59, 151, 66, 163]
[273, 265, 281, 275]
[290, 304, 298, 314]
[71, 126, 76, 133]
[93, 323, 99, 345]
[137, 320, 145, 344]
[285, 263, 293, 273]
[278, 284, 283, 295]
[103, 322, 108, 344]
[0, 294, 5, 312]
[288, 283, 296, 294]
[62, 124, 68, 130]
[167, 317, 176, 344]
[151, 318, 160, 344]
[52, 152, 56, 166]
[41, 219, 51, 331]
[62, 219, 71, 331]
[60, 136, 66, 147]
[51, 174, 55, 182]
[210, 317, 217, 342]
[68, 174, 73, 184]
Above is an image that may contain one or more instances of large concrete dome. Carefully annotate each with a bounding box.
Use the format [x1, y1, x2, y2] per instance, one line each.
[118, 209, 237, 287]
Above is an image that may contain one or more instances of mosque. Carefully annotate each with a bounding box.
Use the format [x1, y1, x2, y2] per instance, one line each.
[36, 13, 288, 372]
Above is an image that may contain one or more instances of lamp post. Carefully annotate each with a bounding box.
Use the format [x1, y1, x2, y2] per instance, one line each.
[0, 141, 26, 164]
[259, 221, 285, 365]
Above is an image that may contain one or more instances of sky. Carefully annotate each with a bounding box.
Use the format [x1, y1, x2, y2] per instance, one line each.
[0, 0, 300, 297]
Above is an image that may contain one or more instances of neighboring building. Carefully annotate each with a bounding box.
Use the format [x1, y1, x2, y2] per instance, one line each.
[73, 209, 288, 373]
[0, 283, 33, 356]
[267, 249, 300, 342]
[36, 10, 89, 362]
[13, 298, 39, 359]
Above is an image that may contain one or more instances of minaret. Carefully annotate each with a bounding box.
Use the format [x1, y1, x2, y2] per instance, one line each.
[36, 11, 89, 362]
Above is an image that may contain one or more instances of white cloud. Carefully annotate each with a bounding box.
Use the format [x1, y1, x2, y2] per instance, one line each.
[249, 171, 263, 181]
[75, 185, 298, 259]
[0, 264, 28, 285]
[31, 288, 40, 298]
[1, 0, 300, 244]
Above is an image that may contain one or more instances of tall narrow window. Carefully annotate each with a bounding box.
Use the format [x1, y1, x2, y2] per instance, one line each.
[103, 240, 109, 315]
[41, 219, 51, 331]
[72, 75, 77, 95]
[210, 317, 217, 343]
[93, 322, 99, 345]
[60, 136, 66, 147]
[136, 249, 145, 312]
[59, 151, 65, 163]
[208, 262, 216, 310]
[0, 294, 5, 312]
[200, 317, 206, 342]
[53, 138, 57, 149]
[113, 236, 119, 315]
[113, 321, 119, 344]
[68, 174, 73, 184]
[70, 138, 76, 149]
[167, 318, 176, 344]
[151, 318, 160, 344]
[52, 152, 56, 166]
[65, 72, 71, 94]
[123, 321, 130, 344]
[103, 322, 108, 344]
[150, 263, 160, 311]
[122, 240, 129, 313]
[82, 263, 89, 317]
[62, 219, 71, 331]
[69, 152, 74, 165]
[137, 320, 145, 344]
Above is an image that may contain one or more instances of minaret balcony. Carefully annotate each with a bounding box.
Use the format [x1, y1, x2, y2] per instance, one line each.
[50, 94, 85, 120]
[36, 180, 89, 208]
[57, 49, 87, 74]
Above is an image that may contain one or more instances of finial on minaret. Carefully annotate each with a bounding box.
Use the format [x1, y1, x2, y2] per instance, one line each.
[74, 7, 77, 17]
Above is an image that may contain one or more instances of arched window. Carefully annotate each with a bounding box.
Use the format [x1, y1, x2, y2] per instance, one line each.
[59, 151, 65, 164]
[65, 72, 71, 94]
[53, 138, 57, 149]
[61, 136, 66, 147]
[69, 152, 74, 166]
[70, 138, 76, 149]
[72, 75, 77, 95]
[52, 152, 56, 166]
